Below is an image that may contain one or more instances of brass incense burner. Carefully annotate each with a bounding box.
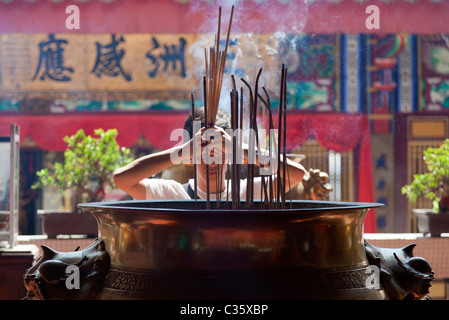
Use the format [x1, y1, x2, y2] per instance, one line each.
[23, 200, 434, 300]
[89, 200, 381, 300]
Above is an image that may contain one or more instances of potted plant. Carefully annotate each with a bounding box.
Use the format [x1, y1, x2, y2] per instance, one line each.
[402, 138, 449, 236]
[32, 128, 133, 237]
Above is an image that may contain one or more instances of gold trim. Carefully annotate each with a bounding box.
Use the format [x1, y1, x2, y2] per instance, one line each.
[368, 114, 394, 120]
[407, 116, 449, 140]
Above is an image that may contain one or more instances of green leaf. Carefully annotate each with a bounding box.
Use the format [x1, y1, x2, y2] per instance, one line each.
[402, 139, 449, 210]
[33, 128, 134, 204]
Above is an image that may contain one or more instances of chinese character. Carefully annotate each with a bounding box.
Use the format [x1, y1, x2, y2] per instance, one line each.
[91, 34, 132, 81]
[146, 37, 187, 78]
[32, 34, 74, 82]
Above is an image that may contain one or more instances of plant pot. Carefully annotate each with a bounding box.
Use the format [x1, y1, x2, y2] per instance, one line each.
[413, 209, 449, 237]
[38, 209, 98, 238]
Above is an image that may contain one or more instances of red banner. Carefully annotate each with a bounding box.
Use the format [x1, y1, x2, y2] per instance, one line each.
[0, 0, 446, 34]
[0, 111, 376, 232]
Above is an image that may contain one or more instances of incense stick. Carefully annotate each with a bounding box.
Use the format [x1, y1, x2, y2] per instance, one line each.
[253, 68, 263, 207]
[282, 66, 288, 209]
[230, 86, 237, 209]
[203, 76, 210, 210]
[262, 87, 275, 209]
[276, 65, 285, 208]
[204, 5, 234, 127]
[240, 68, 263, 209]
[257, 91, 272, 208]
[191, 93, 198, 210]
[240, 78, 254, 208]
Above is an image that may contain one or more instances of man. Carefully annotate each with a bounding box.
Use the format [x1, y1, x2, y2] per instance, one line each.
[113, 107, 307, 201]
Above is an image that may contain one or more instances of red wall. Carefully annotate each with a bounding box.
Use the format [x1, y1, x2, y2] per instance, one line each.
[0, 0, 447, 34]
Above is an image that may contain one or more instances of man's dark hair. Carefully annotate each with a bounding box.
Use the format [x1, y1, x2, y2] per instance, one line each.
[183, 107, 231, 141]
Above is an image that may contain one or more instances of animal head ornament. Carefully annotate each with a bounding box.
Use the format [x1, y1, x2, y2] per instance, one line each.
[303, 169, 333, 200]
[364, 241, 433, 300]
[23, 239, 110, 300]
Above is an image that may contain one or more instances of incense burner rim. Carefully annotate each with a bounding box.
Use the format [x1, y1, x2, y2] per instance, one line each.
[78, 199, 384, 214]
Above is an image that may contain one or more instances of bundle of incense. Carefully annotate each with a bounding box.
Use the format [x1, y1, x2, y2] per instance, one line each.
[204, 5, 234, 127]
[200, 6, 234, 209]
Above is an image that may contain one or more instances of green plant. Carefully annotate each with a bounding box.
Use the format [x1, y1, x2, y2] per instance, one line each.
[32, 128, 133, 213]
[402, 139, 449, 212]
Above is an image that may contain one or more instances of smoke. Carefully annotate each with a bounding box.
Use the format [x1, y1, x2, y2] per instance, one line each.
[186, 0, 310, 116]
